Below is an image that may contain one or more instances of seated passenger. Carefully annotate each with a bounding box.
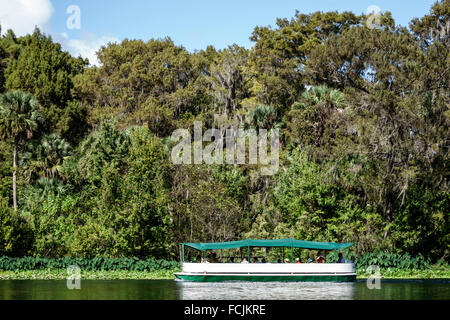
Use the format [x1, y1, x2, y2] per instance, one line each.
[241, 257, 249, 263]
[261, 258, 267, 263]
[252, 257, 259, 263]
[315, 251, 326, 263]
[337, 252, 345, 263]
[284, 258, 290, 263]
[210, 252, 218, 263]
[201, 257, 209, 263]
[296, 258, 302, 264]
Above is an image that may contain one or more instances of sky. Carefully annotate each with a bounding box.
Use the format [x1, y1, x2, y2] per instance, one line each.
[0, 0, 438, 65]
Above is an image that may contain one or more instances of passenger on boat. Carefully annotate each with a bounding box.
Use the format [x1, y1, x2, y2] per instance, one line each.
[210, 252, 218, 263]
[252, 257, 259, 263]
[201, 257, 209, 263]
[241, 257, 249, 263]
[337, 253, 345, 263]
[296, 258, 302, 263]
[284, 258, 290, 263]
[316, 251, 326, 263]
[277, 259, 282, 263]
[261, 258, 267, 263]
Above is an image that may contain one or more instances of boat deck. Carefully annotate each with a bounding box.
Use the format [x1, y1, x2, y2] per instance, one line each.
[175, 262, 356, 282]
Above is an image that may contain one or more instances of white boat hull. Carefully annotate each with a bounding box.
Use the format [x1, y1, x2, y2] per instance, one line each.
[175, 262, 356, 282]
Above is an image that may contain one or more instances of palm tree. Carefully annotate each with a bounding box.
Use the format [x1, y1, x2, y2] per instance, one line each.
[293, 85, 345, 111]
[21, 177, 67, 214]
[22, 133, 71, 181]
[291, 85, 345, 146]
[0, 91, 43, 212]
[246, 105, 278, 130]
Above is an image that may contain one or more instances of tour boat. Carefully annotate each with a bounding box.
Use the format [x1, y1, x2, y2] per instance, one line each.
[174, 239, 356, 282]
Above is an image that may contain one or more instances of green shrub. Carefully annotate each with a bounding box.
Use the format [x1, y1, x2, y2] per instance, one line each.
[0, 200, 33, 256]
[0, 256, 180, 271]
[355, 251, 431, 271]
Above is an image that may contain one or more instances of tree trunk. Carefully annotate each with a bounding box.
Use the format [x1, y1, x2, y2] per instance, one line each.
[384, 191, 393, 240]
[12, 141, 17, 213]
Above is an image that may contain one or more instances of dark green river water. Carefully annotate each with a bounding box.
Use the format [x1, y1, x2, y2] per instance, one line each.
[0, 279, 448, 300]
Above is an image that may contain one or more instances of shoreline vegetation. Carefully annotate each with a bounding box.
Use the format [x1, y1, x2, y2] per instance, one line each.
[1, 267, 449, 281]
[0, 255, 448, 280]
[0, 1, 449, 271]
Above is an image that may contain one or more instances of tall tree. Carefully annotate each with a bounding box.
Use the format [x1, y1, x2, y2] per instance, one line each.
[248, 11, 362, 111]
[73, 38, 199, 134]
[410, 0, 449, 49]
[0, 28, 21, 93]
[305, 12, 449, 239]
[207, 45, 249, 116]
[0, 91, 43, 212]
[5, 28, 87, 141]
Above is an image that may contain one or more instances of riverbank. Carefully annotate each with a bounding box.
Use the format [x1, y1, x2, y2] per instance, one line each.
[1, 266, 449, 280]
[356, 266, 450, 279]
[0, 268, 180, 280]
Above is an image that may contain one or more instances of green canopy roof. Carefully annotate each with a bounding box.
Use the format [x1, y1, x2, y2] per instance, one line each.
[180, 239, 353, 251]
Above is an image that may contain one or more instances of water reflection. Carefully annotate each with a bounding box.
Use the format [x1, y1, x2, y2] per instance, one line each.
[0, 279, 448, 300]
[176, 281, 356, 300]
[0, 280, 178, 300]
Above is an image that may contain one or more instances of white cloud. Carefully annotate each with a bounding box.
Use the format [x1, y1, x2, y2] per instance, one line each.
[0, 0, 54, 36]
[60, 33, 119, 66]
[0, 0, 118, 66]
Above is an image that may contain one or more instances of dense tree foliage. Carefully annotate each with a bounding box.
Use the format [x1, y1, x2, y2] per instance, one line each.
[0, 2, 448, 261]
[5, 29, 88, 142]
